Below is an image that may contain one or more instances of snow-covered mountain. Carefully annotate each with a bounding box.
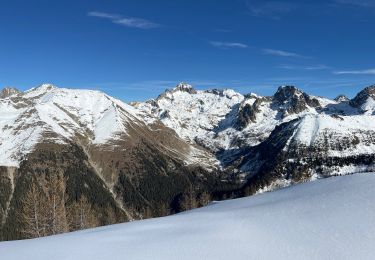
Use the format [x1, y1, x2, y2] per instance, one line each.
[133, 82, 244, 150]
[0, 84, 214, 167]
[137, 83, 375, 187]
[1, 82, 375, 241]
[0, 84, 136, 166]
[0, 84, 219, 241]
[1, 173, 374, 260]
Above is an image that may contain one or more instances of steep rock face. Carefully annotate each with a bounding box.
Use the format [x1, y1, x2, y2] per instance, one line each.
[349, 85, 375, 113]
[235, 97, 267, 130]
[0, 88, 20, 99]
[273, 85, 321, 116]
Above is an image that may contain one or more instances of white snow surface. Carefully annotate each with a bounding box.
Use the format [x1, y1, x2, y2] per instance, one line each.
[1, 173, 375, 260]
[361, 97, 375, 114]
[292, 114, 375, 156]
[294, 114, 375, 144]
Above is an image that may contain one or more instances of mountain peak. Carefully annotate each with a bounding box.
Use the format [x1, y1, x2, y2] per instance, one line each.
[23, 84, 58, 99]
[27, 83, 57, 93]
[334, 94, 349, 102]
[0, 87, 21, 98]
[36, 83, 57, 91]
[172, 82, 197, 94]
[273, 86, 303, 103]
[273, 85, 320, 116]
[157, 83, 197, 100]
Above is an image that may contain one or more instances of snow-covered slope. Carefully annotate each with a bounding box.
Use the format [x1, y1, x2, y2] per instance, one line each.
[1, 173, 374, 260]
[293, 113, 375, 152]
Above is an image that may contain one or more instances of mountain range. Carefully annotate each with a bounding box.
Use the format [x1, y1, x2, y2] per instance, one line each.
[1, 82, 374, 240]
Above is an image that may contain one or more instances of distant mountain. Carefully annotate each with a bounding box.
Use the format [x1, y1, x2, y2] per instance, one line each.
[1, 82, 375, 240]
[137, 83, 375, 189]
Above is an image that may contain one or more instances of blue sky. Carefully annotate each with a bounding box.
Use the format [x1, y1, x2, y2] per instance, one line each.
[1, 0, 375, 101]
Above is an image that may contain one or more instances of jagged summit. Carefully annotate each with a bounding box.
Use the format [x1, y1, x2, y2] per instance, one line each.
[272, 85, 321, 116]
[0, 87, 21, 98]
[172, 82, 197, 94]
[156, 83, 197, 100]
[273, 85, 304, 103]
[334, 94, 349, 102]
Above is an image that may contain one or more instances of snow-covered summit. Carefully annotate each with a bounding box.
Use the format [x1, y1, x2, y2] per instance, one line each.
[334, 94, 349, 102]
[134, 82, 244, 144]
[0, 87, 21, 99]
[170, 82, 197, 94]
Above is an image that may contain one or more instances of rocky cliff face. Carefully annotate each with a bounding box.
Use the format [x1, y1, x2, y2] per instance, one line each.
[0, 87, 20, 99]
[349, 85, 375, 113]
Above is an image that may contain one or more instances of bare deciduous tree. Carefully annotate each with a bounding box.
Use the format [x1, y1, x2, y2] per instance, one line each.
[21, 174, 69, 238]
[199, 191, 211, 207]
[68, 195, 99, 231]
[21, 183, 48, 238]
[46, 174, 68, 235]
[180, 186, 198, 211]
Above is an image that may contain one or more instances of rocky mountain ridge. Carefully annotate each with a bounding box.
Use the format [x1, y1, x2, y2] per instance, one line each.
[137, 83, 375, 186]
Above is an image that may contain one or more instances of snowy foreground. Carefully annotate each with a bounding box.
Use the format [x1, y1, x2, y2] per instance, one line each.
[1, 173, 375, 260]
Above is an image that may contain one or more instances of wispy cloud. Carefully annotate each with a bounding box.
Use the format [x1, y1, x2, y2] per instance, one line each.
[263, 48, 308, 58]
[333, 68, 375, 75]
[88, 11, 160, 29]
[334, 0, 375, 7]
[245, 0, 297, 18]
[279, 64, 330, 70]
[88, 12, 119, 19]
[209, 41, 248, 49]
